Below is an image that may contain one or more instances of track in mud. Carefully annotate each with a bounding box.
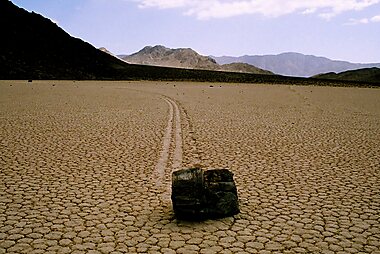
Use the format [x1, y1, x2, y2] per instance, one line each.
[154, 97, 183, 201]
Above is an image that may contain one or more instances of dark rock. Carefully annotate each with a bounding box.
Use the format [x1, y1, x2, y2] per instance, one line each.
[171, 168, 239, 220]
[203, 169, 239, 218]
[172, 168, 204, 218]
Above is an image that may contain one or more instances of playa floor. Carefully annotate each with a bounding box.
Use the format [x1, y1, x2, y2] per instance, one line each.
[1, 80, 379, 254]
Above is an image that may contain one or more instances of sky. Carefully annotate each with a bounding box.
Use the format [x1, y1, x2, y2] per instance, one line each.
[12, 0, 380, 63]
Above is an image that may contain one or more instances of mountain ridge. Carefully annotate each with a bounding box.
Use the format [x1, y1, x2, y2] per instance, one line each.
[99, 47, 116, 56]
[313, 67, 380, 83]
[124, 45, 218, 70]
[0, 0, 273, 81]
[211, 52, 380, 77]
[120, 45, 273, 75]
[0, 0, 131, 79]
[1, 0, 377, 86]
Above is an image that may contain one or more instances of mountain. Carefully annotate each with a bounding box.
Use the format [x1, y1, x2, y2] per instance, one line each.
[120, 45, 273, 75]
[1, 0, 375, 86]
[0, 0, 272, 81]
[123, 45, 218, 70]
[99, 47, 115, 56]
[220, 63, 273, 75]
[313, 67, 380, 83]
[0, 0, 135, 79]
[212, 52, 380, 77]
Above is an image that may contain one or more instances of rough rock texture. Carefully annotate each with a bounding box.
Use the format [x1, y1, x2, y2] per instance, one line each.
[172, 168, 239, 220]
[203, 169, 240, 217]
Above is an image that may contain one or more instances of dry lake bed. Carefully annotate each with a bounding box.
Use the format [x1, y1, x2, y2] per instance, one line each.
[0, 80, 379, 254]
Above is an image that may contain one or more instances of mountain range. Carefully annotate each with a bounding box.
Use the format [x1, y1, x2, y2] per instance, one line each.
[120, 45, 273, 75]
[1, 0, 378, 85]
[211, 53, 380, 77]
[0, 0, 275, 82]
[120, 46, 380, 80]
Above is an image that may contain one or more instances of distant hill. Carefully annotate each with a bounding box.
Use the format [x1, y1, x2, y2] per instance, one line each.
[313, 67, 380, 83]
[99, 47, 116, 56]
[123, 45, 218, 70]
[212, 53, 380, 77]
[120, 45, 273, 75]
[220, 63, 273, 75]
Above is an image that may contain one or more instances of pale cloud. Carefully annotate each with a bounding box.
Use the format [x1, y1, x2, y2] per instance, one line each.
[345, 18, 369, 25]
[302, 8, 317, 15]
[133, 0, 380, 20]
[137, 0, 192, 9]
[345, 14, 380, 25]
[371, 15, 380, 22]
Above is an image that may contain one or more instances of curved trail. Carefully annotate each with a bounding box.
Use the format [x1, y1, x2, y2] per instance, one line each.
[170, 98, 183, 172]
[154, 98, 174, 188]
[154, 97, 183, 202]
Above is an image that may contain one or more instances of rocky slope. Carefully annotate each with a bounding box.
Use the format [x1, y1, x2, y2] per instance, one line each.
[0, 0, 133, 79]
[99, 47, 115, 56]
[123, 45, 218, 70]
[221, 63, 273, 75]
[121, 45, 273, 74]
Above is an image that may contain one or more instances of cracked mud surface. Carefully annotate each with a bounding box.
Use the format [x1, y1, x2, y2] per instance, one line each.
[1, 80, 379, 254]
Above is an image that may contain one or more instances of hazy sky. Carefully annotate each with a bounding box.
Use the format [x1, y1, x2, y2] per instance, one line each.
[12, 0, 380, 63]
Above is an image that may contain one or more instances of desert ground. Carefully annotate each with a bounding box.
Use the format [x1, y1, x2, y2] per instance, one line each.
[0, 80, 379, 254]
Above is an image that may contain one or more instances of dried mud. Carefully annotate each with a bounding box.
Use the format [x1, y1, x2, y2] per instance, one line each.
[1, 80, 379, 254]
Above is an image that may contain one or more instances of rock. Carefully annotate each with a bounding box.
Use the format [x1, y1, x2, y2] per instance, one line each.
[171, 168, 204, 218]
[171, 168, 239, 220]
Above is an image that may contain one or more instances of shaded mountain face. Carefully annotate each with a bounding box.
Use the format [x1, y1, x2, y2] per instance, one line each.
[212, 53, 380, 77]
[121, 45, 273, 75]
[313, 67, 380, 83]
[0, 0, 131, 79]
